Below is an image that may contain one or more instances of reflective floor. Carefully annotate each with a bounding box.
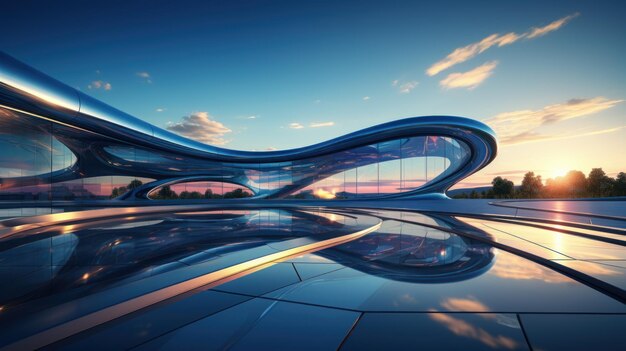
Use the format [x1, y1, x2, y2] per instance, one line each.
[0, 205, 624, 350]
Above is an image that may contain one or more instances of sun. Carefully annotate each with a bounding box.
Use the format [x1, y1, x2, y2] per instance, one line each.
[550, 168, 568, 178]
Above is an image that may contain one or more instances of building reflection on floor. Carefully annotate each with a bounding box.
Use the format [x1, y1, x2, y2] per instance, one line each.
[0, 207, 624, 350]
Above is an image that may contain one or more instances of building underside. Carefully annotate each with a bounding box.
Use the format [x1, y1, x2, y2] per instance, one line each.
[0, 52, 625, 351]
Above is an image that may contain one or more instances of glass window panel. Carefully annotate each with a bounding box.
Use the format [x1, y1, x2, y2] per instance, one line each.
[343, 169, 357, 199]
[0, 108, 53, 201]
[357, 163, 378, 197]
[378, 140, 402, 195]
[401, 136, 427, 191]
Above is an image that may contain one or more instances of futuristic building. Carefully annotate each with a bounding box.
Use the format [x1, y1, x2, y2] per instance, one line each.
[1, 52, 624, 351]
[0, 52, 497, 202]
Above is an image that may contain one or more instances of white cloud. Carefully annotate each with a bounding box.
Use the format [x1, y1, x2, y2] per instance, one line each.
[363, 96, 371, 101]
[156, 108, 166, 112]
[439, 61, 498, 90]
[137, 71, 152, 83]
[485, 97, 623, 145]
[288, 121, 335, 129]
[398, 81, 418, 94]
[88, 80, 112, 91]
[310, 121, 335, 128]
[166, 112, 231, 145]
[236, 115, 259, 120]
[426, 13, 578, 76]
[527, 13, 579, 39]
[391, 79, 399, 86]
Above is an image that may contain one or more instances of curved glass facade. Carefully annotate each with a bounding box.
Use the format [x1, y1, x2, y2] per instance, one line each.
[295, 136, 470, 199]
[0, 52, 497, 202]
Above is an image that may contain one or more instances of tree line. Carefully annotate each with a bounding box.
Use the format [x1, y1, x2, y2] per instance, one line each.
[151, 185, 252, 199]
[111, 181, 252, 199]
[453, 168, 626, 199]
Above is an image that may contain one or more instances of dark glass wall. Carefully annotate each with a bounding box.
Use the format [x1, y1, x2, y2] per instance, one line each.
[0, 107, 153, 202]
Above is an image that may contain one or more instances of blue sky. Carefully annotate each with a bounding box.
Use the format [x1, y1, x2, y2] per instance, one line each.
[1, 0, 624, 187]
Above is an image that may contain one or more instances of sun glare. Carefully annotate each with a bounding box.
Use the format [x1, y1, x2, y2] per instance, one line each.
[314, 188, 337, 199]
[550, 168, 568, 178]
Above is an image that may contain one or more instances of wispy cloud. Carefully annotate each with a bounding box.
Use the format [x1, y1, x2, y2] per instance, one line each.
[439, 61, 497, 90]
[166, 112, 231, 145]
[288, 121, 335, 129]
[486, 169, 537, 176]
[427, 34, 517, 76]
[498, 126, 625, 146]
[156, 108, 166, 112]
[235, 115, 259, 120]
[426, 13, 579, 76]
[88, 80, 112, 91]
[363, 96, 370, 101]
[485, 97, 623, 145]
[394, 80, 418, 94]
[136, 71, 152, 83]
[310, 121, 335, 128]
[527, 13, 579, 39]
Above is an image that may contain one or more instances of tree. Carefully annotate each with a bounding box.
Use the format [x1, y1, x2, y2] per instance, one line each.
[110, 179, 143, 198]
[154, 185, 178, 199]
[614, 172, 626, 197]
[204, 189, 213, 199]
[587, 168, 612, 197]
[224, 188, 252, 199]
[204, 188, 223, 199]
[469, 190, 479, 199]
[188, 191, 203, 199]
[127, 179, 143, 190]
[520, 172, 543, 198]
[563, 170, 586, 197]
[110, 186, 126, 199]
[544, 177, 564, 198]
[491, 176, 514, 198]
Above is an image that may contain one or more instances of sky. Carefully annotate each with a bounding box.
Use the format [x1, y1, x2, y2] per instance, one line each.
[1, 0, 624, 189]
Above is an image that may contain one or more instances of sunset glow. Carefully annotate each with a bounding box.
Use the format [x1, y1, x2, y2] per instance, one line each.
[550, 169, 569, 179]
[314, 188, 337, 199]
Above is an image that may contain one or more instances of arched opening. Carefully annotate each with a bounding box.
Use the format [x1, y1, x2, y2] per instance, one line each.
[289, 136, 470, 199]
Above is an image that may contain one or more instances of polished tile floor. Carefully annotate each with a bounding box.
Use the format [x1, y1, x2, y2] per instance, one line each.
[0, 205, 624, 350]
